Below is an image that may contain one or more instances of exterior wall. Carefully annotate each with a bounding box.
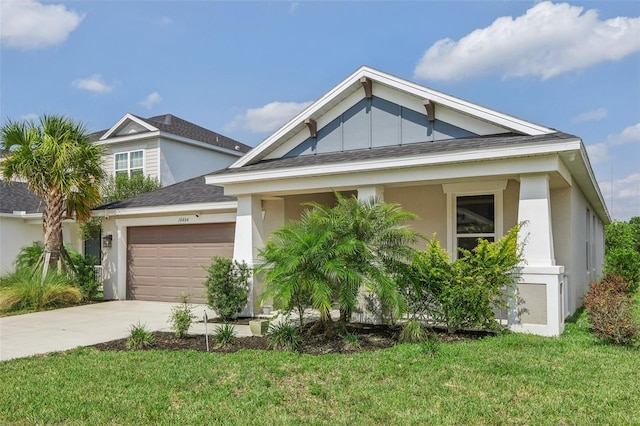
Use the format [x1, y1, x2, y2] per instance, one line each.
[0, 217, 82, 275]
[550, 186, 572, 315]
[159, 140, 240, 186]
[384, 184, 447, 248]
[0, 217, 43, 274]
[101, 139, 160, 181]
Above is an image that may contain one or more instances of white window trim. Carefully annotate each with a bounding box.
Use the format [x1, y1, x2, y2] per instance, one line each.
[443, 180, 506, 258]
[114, 150, 145, 177]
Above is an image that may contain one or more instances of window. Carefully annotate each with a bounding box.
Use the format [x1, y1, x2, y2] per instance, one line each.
[115, 150, 144, 177]
[456, 194, 495, 256]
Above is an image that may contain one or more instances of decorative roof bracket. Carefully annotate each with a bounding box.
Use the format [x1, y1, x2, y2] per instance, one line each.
[423, 100, 435, 122]
[360, 77, 373, 99]
[305, 118, 317, 138]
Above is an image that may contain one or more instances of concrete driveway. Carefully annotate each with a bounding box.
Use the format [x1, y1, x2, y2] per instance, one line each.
[0, 301, 250, 361]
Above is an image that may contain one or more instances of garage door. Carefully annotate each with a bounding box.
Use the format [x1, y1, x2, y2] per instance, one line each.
[127, 223, 235, 303]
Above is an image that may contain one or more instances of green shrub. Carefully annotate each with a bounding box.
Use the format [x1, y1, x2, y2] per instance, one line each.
[169, 296, 196, 338]
[604, 220, 640, 290]
[398, 319, 429, 343]
[212, 323, 237, 348]
[410, 225, 523, 333]
[419, 335, 440, 358]
[267, 322, 302, 352]
[13, 242, 44, 272]
[204, 257, 251, 322]
[583, 277, 638, 345]
[0, 269, 82, 312]
[67, 250, 100, 300]
[126, 322, 155, 350]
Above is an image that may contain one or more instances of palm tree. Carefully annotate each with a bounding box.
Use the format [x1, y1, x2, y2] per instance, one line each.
[1, 115, 104, 270]
[258, 208, 360, 336]
[257, 192, 421, 335]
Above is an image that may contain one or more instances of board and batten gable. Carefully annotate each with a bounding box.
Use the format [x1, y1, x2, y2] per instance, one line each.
[264, 80, 513, 161]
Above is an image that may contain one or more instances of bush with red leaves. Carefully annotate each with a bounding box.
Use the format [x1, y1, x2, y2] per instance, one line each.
[583, 274, 638, 345]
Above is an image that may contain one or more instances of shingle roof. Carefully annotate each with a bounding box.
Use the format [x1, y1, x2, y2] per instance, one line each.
[0, 180, 44, 214]
[98, 173, 235, 210]
[211, 132, 578, 176]
[88, 114, 252, 153]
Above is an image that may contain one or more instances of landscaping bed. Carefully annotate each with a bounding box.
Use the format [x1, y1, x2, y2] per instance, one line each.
[90, 322, 490, 355]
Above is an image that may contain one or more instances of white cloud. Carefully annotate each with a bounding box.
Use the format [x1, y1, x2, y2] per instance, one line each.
[414, 2, 640, 81]
[72, 74, 115, 94]
[139, 92, 162, 109]
[0, 0, 83, 49]
[20, 113, 39, 122]
[586, 123, 640, 165]
[599, 173, 640, 221]
[571, 107, 608, 124]
[159, 16, 173, 25]
[226, 101, 313, 134]
[289, 2, 299, 16]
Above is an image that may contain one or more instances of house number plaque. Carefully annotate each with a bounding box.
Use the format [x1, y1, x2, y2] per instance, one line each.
[178, 217, 189, 223]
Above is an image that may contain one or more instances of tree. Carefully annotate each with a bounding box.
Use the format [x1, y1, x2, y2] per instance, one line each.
[604, 219, 640, 290]
[0, 115, 104, 269]
[101, 173, 161, 204]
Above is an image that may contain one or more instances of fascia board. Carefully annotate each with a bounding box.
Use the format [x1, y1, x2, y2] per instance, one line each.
[0, 212, 43, 219]
[100, 113, 158, 140]
[231, 66, 554, 168]
[92, 201, 237, 217]
[208, 139, 583, 186]
[95, 131, 244, 157]
[577, 144, 611, 223]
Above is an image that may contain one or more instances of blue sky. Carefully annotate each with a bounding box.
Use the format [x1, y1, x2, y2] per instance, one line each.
[1, 0, 639, 220]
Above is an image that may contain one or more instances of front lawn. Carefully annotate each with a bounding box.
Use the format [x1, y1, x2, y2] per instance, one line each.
[1, 309, 638, 425]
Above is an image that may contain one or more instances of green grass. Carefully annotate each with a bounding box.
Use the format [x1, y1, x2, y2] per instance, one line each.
[1, 310, 639, 425]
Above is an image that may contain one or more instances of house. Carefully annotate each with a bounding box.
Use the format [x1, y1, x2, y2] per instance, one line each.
[0, 114, 249, 275]
[97, 66, 609, 336]
[89, 113, 251, 186]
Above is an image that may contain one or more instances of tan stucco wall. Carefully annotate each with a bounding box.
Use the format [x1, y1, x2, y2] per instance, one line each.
[385, 184, 447, 248]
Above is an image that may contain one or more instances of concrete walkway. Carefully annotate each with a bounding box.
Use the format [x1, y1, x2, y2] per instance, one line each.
[0, 301, 252, 361]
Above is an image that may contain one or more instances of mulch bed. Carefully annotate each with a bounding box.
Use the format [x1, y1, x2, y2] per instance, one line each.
[90, 322, 492, 355]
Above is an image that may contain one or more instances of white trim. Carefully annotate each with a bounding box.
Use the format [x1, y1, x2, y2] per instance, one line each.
[92, 201, 237, 218]
[100, 113, 158, 140]
[231, 66, 555, 168]
[115, 212, 236, 228]
[209, 140, 581, 188]
[96, 130, 245, 157]
[442, 180, 506, 255]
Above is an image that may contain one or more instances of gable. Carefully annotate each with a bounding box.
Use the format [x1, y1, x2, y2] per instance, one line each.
[235, 66, 554, 168]
[282, 96, 477, 157]
[115, 121, 152, 136]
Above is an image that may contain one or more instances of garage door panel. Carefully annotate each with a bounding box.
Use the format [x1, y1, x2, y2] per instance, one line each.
[127, 223, 235, 303]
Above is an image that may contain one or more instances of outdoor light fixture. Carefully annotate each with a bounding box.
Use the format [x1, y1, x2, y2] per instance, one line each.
[102, 234, 113, 248]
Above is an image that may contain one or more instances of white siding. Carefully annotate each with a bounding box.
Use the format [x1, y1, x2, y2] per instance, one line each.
[101, 139, 160, 181]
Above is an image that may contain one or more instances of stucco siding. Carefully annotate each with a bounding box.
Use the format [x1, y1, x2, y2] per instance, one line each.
[385, 185, 447, 248]
[0, 217, 81, 275]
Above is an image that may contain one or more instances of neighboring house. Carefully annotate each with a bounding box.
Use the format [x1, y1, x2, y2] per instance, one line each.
[97, 66, 609, 336]
[0, 181, 81, 274]
[89, 113, 251, 186]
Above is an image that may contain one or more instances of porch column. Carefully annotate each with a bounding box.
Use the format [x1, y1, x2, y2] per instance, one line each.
[517, 174, 555, 266]
[511, 173, 565, 336]
[357, 185, 384, 202]
[233, 194, 265, 316]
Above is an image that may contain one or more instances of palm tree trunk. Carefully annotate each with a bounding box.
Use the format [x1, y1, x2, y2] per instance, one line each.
[43, 189, 65, 269]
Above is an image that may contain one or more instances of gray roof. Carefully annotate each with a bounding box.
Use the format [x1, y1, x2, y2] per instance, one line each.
[89, 114, 252, 153]
[211, 132, 578, 176]
[98, 173, 235, 210]
[0, 180, 44, 214]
